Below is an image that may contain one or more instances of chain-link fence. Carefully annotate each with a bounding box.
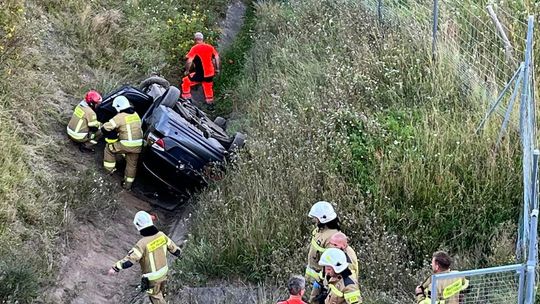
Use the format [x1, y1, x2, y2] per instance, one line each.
[356, 0, 537, 302]
[430, 264, 525, 304]
[435, 13, 536, 304]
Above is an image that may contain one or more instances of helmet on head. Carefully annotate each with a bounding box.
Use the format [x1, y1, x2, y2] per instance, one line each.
[319, 247, 349, 273]
[112, 96, 131, 112]
[133, 211, 153, 231]
[308, 201, 337, 224]
[85, 90, 102, 106]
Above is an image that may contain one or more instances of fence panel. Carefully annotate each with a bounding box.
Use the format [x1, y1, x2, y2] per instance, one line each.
[430, 264, 525, 304]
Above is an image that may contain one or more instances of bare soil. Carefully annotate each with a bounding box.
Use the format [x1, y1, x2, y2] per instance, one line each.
[45, 193, 184, 304]
[42, 1, 247, 303]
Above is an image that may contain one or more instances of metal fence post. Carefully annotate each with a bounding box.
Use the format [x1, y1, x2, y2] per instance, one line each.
[518, 16, 535, 262]
[430, 275, 437, 304]
[486, 5, 514, 61]
[518, 265, 526, 304]
[525, 209, 539, 303]
[431, 0, 439, 60]
[377, 0, 382, 24]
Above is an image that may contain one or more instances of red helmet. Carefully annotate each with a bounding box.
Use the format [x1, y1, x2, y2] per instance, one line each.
[84, 90, 102, 106]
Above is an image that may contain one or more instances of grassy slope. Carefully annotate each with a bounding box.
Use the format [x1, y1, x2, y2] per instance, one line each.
[178, 0, 529, 302]
[0, 0, 227, 302]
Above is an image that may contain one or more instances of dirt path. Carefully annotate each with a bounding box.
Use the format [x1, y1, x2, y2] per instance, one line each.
[43, 2, 247, 303]
[217, 0, 247, 53]
[46, 193, 169, 303]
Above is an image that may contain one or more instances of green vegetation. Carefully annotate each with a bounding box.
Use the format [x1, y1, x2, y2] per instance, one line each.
[0, 0, 226, 301]
[214, 3, 257, 117]
[178, 0, 534, 302]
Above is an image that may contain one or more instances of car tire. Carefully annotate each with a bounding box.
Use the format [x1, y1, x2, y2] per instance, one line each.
[159, 86, 181, 108]
[214, 116, 227, 130]
[139, 76, 170, 91]
[229, 132, 246, 151]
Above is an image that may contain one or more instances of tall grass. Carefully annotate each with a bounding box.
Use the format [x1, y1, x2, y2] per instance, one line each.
[177, 0, 525, 301]
[0, 0, 227, 301]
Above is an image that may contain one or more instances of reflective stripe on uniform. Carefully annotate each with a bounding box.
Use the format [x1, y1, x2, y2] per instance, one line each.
[106, 138, 118, 144]
[143, 265, 168, 281]
[104, 161, 116, 168]
[329, 284, 343, 297]
[310, 237, 325, 253]
[125, 113, 141, 124]
[443, 278, 469, 299]
[125, 177, 135, 183]
[108, 118, 117, 128]
[305, 266, 320, 280]
[115, 261, 123, 269]
[344, 290, 361, 304]
[149, 251, 157, 274]
[88, 120, 100, 127]
[132, 247, 143, 259]
[67, 127, 88, 140]
[120, 139, 143, 147]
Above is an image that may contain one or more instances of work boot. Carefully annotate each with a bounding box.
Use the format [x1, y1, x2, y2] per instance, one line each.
[122, 181, 133, 190]
[105, 167, 117, 176]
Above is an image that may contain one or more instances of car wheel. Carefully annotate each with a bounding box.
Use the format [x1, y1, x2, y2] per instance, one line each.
[229, 132, 246, 151]
[139, 76, 170, 91]
[214, 116, 227, 130]
[159, 86, 181, 108]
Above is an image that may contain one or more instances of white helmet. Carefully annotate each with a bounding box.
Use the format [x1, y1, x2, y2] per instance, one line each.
[319, 248, 349, 273]
[308, 201, 337, 224]
[112, 96, 131, 112]
[133, 211, 153, 231]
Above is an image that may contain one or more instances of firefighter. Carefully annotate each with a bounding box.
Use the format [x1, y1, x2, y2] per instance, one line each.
[318, 248, 362, 304]
[108, 211, 181, 304]
[181, 32, 221, 109]
[306, 201, 342, 304]
[416, 251, 469, 304]
[101, 96, 143, 190]
[328, 232, 359, 281]
[67, 90, 102, 152]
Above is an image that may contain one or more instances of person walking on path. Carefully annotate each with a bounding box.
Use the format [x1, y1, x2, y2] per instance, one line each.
[108, 211, 182, 304]
[181, 32, 221, 109]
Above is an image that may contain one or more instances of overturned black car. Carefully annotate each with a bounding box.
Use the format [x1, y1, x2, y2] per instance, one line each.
[95, 76, 245, 192]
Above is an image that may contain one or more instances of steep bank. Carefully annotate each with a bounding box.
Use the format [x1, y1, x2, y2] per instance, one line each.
[0, 0, 233, 302]
[177, 0, 523, 302]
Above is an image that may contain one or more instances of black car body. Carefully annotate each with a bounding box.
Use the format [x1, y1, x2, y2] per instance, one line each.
[96, 77, 245, 191]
